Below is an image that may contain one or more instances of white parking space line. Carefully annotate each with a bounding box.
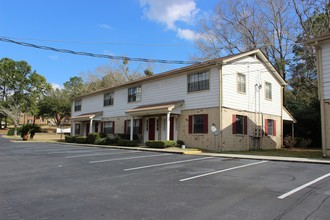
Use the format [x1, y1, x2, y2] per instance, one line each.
[47, 150, 97, 154]
[278, 173, 330, 199]
[180, 160, 268, 182]
[34, 148, 82, 152]
[89, 154, 170, 164]
[66, 151, 142, 158]
[124, 157, 214, 171]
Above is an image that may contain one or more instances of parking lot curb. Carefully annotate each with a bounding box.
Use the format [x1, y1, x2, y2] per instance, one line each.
[13, 140, 330, 165]
[182, 150, 202, 155]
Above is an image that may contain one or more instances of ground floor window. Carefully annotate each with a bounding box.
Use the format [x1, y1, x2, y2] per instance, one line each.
[232, 115, 247, 135]
[125, 119, 142, 134]
[265, 119, 276, 136]
[188, 114, 208, 134]
[103, 121, 115, 134]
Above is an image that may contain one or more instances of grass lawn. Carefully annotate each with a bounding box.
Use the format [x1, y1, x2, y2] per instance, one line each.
[222, 148, 325, 159]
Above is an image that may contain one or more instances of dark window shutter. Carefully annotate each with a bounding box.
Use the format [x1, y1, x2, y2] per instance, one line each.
[203, 114, 208, 133]
[188, 115, 192, 134]
[273, 120, 276, 136]
[112, 121, 115, 134]
[264, 119, 268, 136]
[232, 115, 236, 134]
[139, 119, 142, 134]
[244, 116, 248, 135]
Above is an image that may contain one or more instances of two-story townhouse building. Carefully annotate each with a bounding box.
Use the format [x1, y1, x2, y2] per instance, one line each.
[71, 49, 293, 151]
[308, 33, 330, 157]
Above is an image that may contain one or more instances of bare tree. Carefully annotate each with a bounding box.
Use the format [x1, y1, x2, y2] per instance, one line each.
[196, 0, 329, 80]
[0, 101, 22, 136]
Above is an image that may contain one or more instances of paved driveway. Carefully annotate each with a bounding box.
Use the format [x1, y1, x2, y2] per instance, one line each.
[0, 137, 329, 220]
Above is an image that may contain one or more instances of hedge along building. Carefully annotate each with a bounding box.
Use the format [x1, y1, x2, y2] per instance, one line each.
[71, 49, 294, 151]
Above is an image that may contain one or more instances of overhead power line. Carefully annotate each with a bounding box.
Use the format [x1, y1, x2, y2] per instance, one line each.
[0, 37, 200, 65]
[2, 36, 193, 47]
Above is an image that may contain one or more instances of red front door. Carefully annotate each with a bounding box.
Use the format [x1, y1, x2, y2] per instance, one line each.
[170, 117, 174, 140]
[148, 118, 155, 140]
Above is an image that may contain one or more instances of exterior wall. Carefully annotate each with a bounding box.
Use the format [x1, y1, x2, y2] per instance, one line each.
[324, 102, 330, 156]
[71, 52, 284, 151]
[322, 42, 330, 99]
[72, 67, 220, 118]
[221, 108, 282, 151]
[177, 107, 220, 152]
[222, 56, 282, 117]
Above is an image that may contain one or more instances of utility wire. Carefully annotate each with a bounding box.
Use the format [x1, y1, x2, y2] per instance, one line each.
[0, 37, 200, 65]
[2, 36, 193, 47]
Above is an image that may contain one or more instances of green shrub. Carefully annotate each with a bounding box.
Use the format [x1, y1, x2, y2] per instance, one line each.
[145, 140, 176, 148]
[76, 136, 87, 144]
[118, 139, 139, 147]
[86, 132, 101, 144]
[65, 135, 76, 143]
[20, 124, 41, 140]
[164, 140, 176, 147]
[108, 137, 119, 145]
[116, 133, 139, 140]
[7, 128, 21, 136]
[95, 137, 110, 145]
[176, 140, 185, 148]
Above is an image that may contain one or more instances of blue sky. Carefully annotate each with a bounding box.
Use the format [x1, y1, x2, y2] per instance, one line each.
[0, 0, 218, 88]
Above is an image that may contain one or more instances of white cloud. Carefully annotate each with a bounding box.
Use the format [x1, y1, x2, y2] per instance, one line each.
[49, 55, 59, 60]
[177, 28, 197, 40]
[51, 83, 63, 90]
[98, 24, 112, 30]
[140, 0, 199, 30]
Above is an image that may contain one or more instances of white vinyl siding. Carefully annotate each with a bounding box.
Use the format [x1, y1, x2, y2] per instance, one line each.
[322, 42, 330, 99]
[100, 67, 219, 118]
[222, 56, 282, 116]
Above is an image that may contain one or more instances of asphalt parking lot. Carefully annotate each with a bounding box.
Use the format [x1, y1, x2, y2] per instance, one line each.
[1, 137, 330, 220]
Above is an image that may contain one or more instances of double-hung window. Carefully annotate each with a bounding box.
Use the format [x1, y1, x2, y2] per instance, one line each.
[237, 73, 246, 93]
[265, 119, 276, 136]
[104, 92, 114, 106]
[265, 82, 272, 100]
[128, 86, 142, 102]
[187, 72, 209, 92]
[103, 121, 115, 134]
[188, 114, 208, 134]
[232, 115, 247, 135]
[125, 119, 142, 134]
[74, 100, 82, 111]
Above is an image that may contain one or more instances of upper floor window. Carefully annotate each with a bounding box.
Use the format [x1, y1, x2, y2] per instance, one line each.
[104, 92, 114, 106]
[237, 73, 246, 93]
[128, 86, 142, 102]
[188, 114, 208, 134]
[74, 100, 82, 111]
[265, 119, 276, 136]
[265, 82, 272, 100]
[232, 114, 247, 135]
[187, 72, 209, 92]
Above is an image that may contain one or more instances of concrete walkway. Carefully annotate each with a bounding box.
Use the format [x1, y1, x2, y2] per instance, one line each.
[53, 141, 330, 165]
